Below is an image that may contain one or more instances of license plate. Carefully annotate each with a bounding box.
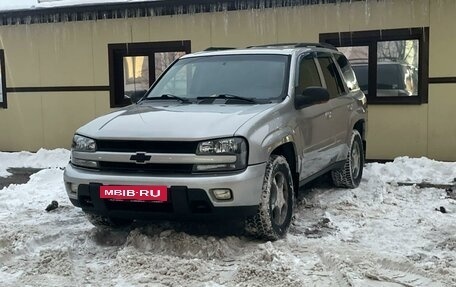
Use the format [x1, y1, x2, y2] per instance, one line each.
[100, 185, 168, 202]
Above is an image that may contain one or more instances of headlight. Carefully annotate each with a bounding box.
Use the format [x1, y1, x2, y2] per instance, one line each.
[71, 134, 98, 168]
[194, 137, 247, 172]
[72, 134, 97, 152]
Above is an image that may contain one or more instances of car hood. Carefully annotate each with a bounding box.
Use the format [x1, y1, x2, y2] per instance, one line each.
[77, 103, 275, 141]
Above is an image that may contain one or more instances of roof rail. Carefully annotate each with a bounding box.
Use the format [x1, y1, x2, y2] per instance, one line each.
[204, 47, 236, 51]
[295, 43, 337, 50]
[247, 43, 338, 50]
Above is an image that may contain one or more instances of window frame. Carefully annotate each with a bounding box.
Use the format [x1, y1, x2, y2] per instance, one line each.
[0, 50, 7, 109]
[108, 40, 191, 108]
[320, 27, 429, 105]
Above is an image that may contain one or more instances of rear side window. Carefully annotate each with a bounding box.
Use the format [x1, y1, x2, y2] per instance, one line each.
[296, 56, 321, 95]
[334, 53, 359, 92]
[318, 56, 345, 98]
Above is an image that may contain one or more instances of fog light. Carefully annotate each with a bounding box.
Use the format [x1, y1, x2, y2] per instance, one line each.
[211, 189, 232, 200]
[194, 164, 235, 171]
[71, 158, 99, 168]
[70, 183, 79, 193]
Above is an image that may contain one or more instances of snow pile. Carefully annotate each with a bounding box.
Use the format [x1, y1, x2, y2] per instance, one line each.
[0, 150, 455, 286]
[366, 156, 455, 184]
[0, 148, 69, 177]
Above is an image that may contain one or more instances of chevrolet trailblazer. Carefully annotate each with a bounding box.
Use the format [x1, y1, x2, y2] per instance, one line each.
[64, 43, 367, 240]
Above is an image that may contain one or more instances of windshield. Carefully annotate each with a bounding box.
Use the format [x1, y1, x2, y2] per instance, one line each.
[146, 54, 290, 103]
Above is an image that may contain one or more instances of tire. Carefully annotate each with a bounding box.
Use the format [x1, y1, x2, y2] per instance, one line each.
[85, 213, 132, 229]
[245, 155, 294, 240]
[331, 130, 364, 188]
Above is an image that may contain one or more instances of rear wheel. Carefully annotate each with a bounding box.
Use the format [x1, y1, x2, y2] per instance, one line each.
[245, 155, 294, 240]
[85, 213, 132, 228]
[332, 130, 364, 188]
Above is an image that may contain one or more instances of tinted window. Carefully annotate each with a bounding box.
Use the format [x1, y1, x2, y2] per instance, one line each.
[296, 56, 321, 95]
[334, 53, 359, 91]
[318, 56, 344, 98]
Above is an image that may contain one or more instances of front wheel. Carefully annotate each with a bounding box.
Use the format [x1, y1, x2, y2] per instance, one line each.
[331, 130, 364, 188]
[245, 155, 294, 240]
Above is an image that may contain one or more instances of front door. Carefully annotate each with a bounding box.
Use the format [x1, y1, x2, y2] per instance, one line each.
[295, 54, 334, 180]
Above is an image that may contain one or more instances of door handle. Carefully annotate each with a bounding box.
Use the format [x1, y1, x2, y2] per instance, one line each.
[325, 111, 332, 119]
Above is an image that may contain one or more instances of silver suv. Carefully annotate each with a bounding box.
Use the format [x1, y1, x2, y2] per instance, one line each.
[64, 43, 367, 240]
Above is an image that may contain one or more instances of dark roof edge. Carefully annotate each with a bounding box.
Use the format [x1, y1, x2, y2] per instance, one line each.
[0, 0, 362, 26]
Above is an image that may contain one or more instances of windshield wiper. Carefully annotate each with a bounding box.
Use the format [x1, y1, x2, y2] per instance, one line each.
[143, 94, 191, 103]
[197, 94, 258, 104]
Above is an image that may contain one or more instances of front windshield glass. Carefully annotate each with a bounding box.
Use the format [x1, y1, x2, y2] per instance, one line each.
[146, 54, 289, 103]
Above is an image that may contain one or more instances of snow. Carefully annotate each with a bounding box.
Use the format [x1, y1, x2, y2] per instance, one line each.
[0, 0, 159, 12]
[0, 150, 456, 286]
[0, 148, 69, 177]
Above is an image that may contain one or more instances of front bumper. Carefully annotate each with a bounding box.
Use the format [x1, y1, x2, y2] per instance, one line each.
[63, 163, 266, 219]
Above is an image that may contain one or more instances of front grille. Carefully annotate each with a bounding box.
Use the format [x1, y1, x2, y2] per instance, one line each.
[98, 161, 194, 174]
[96, 140, 198, 153]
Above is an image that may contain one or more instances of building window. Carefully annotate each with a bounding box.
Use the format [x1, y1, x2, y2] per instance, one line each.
[0, 50, 7, 109]
[320, 28, 429, 104]
[108, 41, 191, 107]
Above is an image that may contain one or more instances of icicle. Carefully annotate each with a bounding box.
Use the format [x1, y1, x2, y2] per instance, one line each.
[62, 13, 69, 22]
[70, 12, 77, 22]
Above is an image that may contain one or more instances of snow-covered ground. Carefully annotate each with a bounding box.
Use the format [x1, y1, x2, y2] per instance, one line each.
[0, 150, 455, 286]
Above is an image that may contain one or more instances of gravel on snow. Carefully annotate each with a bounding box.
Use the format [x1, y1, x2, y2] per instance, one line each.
[0, 150, 455, 286]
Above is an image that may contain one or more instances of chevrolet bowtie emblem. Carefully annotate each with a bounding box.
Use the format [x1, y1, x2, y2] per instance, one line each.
[130, 152, 151, 164]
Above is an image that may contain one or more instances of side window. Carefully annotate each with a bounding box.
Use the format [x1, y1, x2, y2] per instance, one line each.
[334, 53, 359, 92]
[108, 41, 191, 108]
[296, 56, 321, 95]
[318, 56, 345, 98]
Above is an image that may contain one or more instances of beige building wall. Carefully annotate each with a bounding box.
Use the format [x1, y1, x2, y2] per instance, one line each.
[0, 0, 454, 160]
[427, 0, 456, 161]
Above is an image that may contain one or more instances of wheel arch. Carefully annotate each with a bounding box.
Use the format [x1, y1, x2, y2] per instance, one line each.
[353, 119, 366, 158]
[270, 141, 299, 196]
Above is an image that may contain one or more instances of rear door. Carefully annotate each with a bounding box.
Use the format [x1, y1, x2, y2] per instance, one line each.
[318, 53, 357, 162]
[316, 52, 354, 163]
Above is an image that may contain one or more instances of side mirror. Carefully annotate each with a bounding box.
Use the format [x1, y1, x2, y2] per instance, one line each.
[295, 86, 330, 109]
[125, 89, 147, 104]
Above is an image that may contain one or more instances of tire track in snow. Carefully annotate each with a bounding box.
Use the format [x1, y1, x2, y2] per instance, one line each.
[364, 258, 449, 287]
[316, 248, 355, 287]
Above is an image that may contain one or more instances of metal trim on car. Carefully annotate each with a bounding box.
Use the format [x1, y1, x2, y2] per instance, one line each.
[72, 151, 237, 164]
